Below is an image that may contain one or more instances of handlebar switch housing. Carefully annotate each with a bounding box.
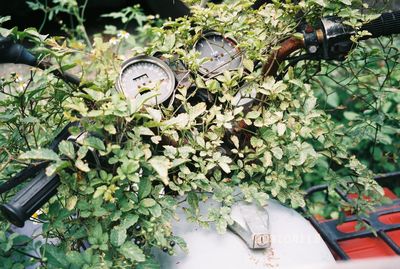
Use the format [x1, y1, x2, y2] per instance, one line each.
[303, 27, 320, 54]
[319, 17, 355, 61]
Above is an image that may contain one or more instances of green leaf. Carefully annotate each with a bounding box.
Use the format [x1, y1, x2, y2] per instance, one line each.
[45, 160, 70, 176]
[42, 245, 69, 269]
[339, 0, 352, 5]
[83, 88, 105, 101]
[66, 195, 78, 211]
[0, 27, 13, 37]
[140, 198, 156, 208]
[110, 226, 127, 247]
[195, 76, 206, 88]
[188, 102, 207, 121]
[19, 148, 60, 161]
[137, 258, 161, 269]
[326, 91, 339, 108]
[218, 155, 232, 173]
[246, 110, 261, 119]
[0, 16, 11, 24]
[343, 111, 360, 121]
[66, 251, 85, 267]
[205, 79, 220, 93]
[149, 156, 170, 185]
[75, 159, 90, 172]
[59, 140, 75, 159]
[139, 177, 152, 200]
[243, 58, 254, 72]
[162, 33, 176, 51]
[93, 186, 107, 198]
[276, 123, 286, 136]
[271, 147, 283, 160]
[118, 241, 146, 262]
[148, 203, 162, 217]
[312, 0, 327, 7]
[304, 96, 317, 114]
[187, 192, 199, 214]
[105, 123, 117, 134]
[84, 136, 106, 151]
[24, 27, 48, 41]
[121, 214, 139, 229]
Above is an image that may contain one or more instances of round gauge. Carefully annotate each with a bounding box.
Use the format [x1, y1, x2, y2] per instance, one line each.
[231, 84, 257, 107]
[117, 55, 175, 106]
[194, 32, 242, 77]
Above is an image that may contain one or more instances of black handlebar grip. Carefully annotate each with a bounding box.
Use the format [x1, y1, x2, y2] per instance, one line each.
[0, 36, 37, 66]
[361, 11, 400, 39]
[0, 171, 60, 227]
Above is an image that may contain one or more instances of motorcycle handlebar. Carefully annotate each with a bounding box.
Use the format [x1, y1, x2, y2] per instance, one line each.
[267, 10, 400, 70]
[361, 10, 400, 39]
[0, 36, 81, 86]
[0, 124, 76, 227]
[0, 172, 60, 227]
[0, 36, 37, 66]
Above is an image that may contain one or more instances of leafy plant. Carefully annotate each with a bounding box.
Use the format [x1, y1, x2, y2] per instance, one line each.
[101, 5, 149, 28]
[27, 0, 92, 47]
[1, 0, 397, 267]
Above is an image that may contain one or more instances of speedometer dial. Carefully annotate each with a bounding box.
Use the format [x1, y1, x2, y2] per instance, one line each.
[117, 55, 175, 106]
[194, 32, 242, 77]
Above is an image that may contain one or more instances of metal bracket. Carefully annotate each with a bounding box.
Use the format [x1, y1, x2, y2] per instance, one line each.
[228, 203, 271, 249]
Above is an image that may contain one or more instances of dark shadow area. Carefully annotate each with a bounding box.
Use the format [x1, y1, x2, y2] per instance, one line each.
[0, 0, 191, 36]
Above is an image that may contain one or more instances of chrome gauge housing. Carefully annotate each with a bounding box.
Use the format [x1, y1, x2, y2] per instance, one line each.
[194, 32, 243, 78]
[117, 55, 176, 106]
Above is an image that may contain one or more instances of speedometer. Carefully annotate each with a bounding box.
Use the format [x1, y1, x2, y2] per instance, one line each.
[117, 55, 175, 106]
[194, 32, 242, 77]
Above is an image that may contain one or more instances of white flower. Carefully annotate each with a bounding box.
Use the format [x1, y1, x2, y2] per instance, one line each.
[17, 82, 27, 92]
[117, 30, 130, 40]
[14, 73, 22, 83]
[109, 37, 119, 45]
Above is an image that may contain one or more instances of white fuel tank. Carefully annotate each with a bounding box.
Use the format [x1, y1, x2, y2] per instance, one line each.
[154, 199, 335, 269]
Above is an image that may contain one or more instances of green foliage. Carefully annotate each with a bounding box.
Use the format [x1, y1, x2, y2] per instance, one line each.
[1, 0, 398, 267]
[101, 5, 148, 27]
[309, 37, 400, 173]
[0, 223, 38, 268]
[27, 0, 92, 47]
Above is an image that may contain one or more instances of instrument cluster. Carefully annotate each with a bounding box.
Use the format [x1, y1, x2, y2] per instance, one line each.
[117, 31, 257, 108]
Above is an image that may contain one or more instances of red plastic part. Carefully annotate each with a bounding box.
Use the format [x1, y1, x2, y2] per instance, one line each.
[346, 187, 398, 201]
[320, 187, 400, 260]
[378, 212, 400, 225]
[338, 237, 397, 259]
[336, 221, 366, 234]
[335, 218, 400, 259]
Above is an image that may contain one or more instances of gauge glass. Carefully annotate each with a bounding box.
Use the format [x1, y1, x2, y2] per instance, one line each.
[118, 56, 175, 106]
[195, 33, 242, 77]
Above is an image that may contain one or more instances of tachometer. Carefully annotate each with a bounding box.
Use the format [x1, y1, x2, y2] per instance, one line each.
[117, 55, 175, 106]
[194, 32, 242, 77]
